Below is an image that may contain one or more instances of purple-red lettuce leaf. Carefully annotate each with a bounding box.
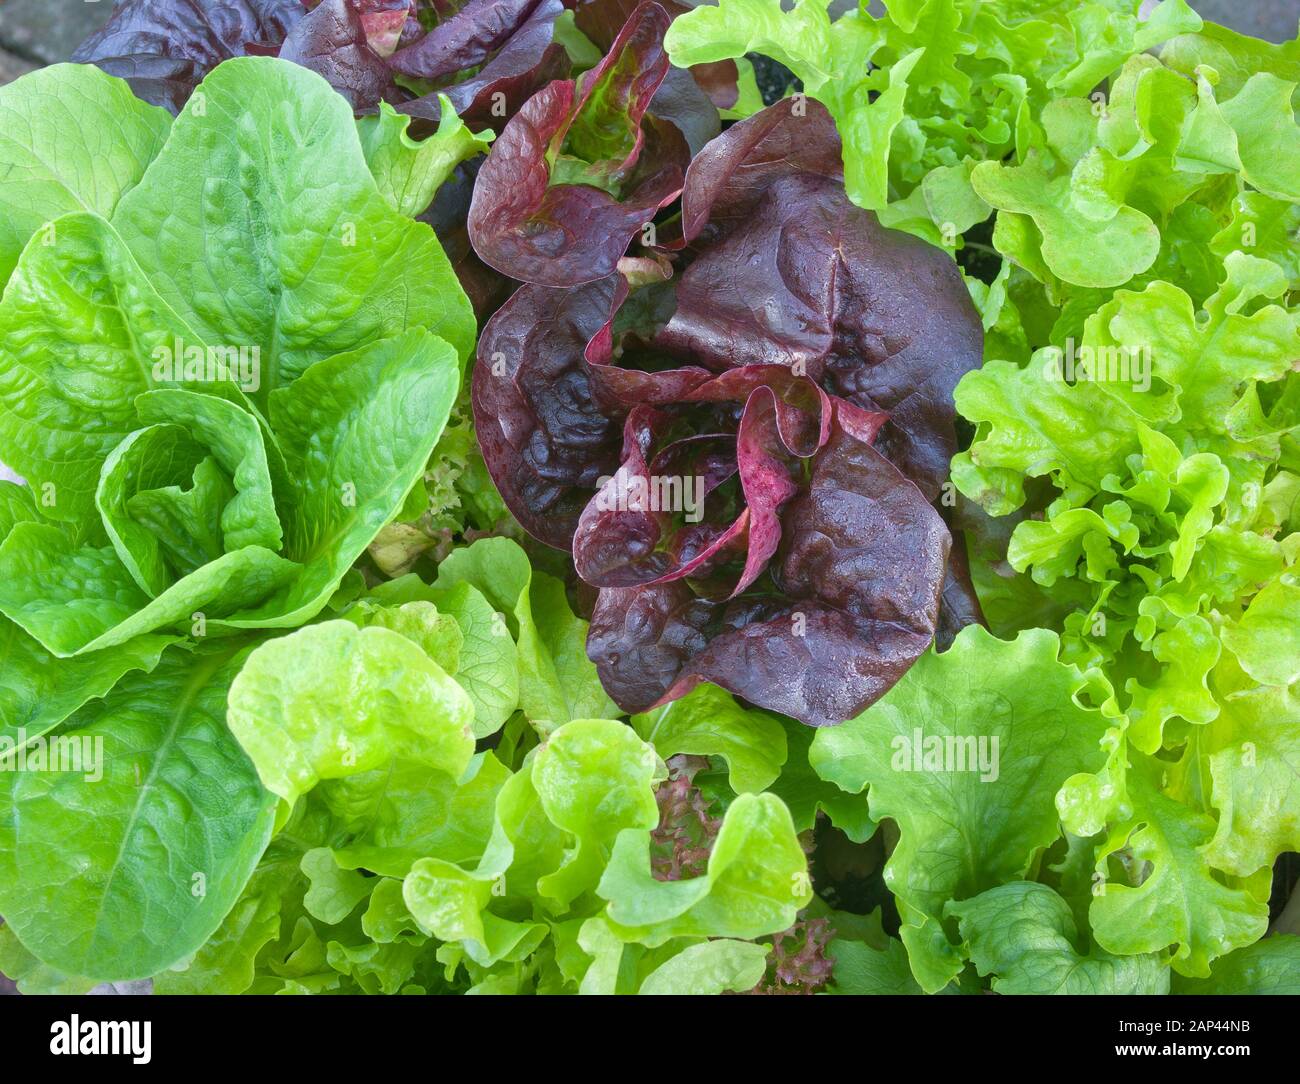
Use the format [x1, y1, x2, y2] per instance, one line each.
[473, 98, 980, 725]
[660, 99, 983, 501]
[74, 0, 561, 126]
[471, 275, 629, 549]
[72, 0, 306, 112]
[587, 411, 950, 728]
[394, 0, 570, 130]
[390, 0, 541, 82]
[467, 1, 688, 287]
[281, 0, 400, 110]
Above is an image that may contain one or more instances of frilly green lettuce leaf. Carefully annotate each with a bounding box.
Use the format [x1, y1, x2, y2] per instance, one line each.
[810, 625, 1109, 992]
[1089, 753, 1268, 977]
[358, 97, 494, 220]
[949, 881, 1169, 994]
[1170, 934, 1300, 994]
[227, 620, 476, 805]
[597, 792, 811, 946]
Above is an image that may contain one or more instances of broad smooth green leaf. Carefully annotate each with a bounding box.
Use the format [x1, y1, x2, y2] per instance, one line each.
[0, 211, 237, 525]
[0, 644, 277, 981]
[112, 57, 475, 399]
[0, 616, 174, 749]
[0, 520, 295, 656]
[151, 859, 296, 995]
[829, 938, 925, 995]
[0, 63, 170, 287]
[221, 329, 461, 631]
[0, 924, 96, 995]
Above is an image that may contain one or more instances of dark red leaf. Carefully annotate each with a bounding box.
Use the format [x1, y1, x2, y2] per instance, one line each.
[588, 417, 950, 727]
[280, 0, 398, 111]
[659, 100, 983, 500]
[72, 0, 305, 112]
[471, 276, 629, 549]
[467, 1, 687, 286]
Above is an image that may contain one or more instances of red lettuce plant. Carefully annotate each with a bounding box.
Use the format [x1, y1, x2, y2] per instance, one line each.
[472, 91, 984, 727]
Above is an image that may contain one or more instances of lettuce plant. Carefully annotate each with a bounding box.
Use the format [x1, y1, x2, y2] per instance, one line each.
[472, 83, 983, 726]
[0, 56, 473, 981]
[1, 0, 1296, 999]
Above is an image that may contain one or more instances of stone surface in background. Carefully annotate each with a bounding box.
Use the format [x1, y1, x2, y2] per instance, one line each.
[0, 47, 34, 84]
[0, 0, 113, 65]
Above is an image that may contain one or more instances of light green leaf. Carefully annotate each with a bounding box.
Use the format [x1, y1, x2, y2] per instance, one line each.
[637, 939, 768, 995]
[329, 752, 511, 878]
[0, 520, 295, 656]
[973, 155, 1160, 287]
[346, 599, 463, 675]
[0, 211, 235, 525]
[359, 98, 493, 220]
[531, 718, 660, 906]
[0, 616, 174, 750]
[1221, 577, 1300, 686]
[301, 848, 373, 925]
[1198, 678, 1300, 878]
[1171, 934, 1300, 994]
[1090, 754, 1268, 977]
[0, 644, 277, 981]
[227, 621, 475, 805]
[599, 792, 811, 946]
[631, 682, 787, 794]
[810, 625, 1109, 993]
[435, 537, 616, 730]
[1218, 73, 1300, 202]
[0, 63, 170, 286]
[949, 881, 1169, 994]
[0, 923, 96, 995]
[112, 58, 475, 398]
[367, 574, 521, 738]
[222, 329, 461, 631]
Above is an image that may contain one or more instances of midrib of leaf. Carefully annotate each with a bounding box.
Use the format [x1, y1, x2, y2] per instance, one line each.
[84, 645, 240, 962]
